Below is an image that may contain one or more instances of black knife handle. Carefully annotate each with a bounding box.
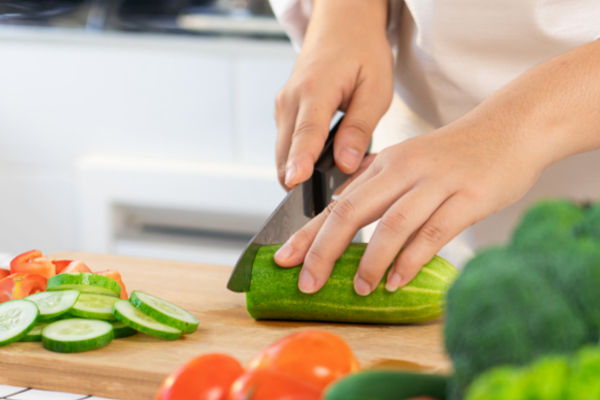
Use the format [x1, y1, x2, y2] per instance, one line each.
[302, 117, 351, 218]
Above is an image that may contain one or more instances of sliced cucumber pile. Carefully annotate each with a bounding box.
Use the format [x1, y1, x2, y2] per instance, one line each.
[26, 290, 80, 322]
[0, 300, 39, 346]
[130, 291, 199, 333]
[42, 318, 114, 353]
[111, 321, 137, 339]
[70, 294, 118, 321]
[47, 273, 121, 298]
[113, 300, 182, 340]
[19, 322, 48, 342]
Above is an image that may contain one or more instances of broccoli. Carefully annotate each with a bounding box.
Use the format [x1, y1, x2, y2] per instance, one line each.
[510, 199, 584, 252]
[445, 247, 589, 400]
[465, 346, 600, 400]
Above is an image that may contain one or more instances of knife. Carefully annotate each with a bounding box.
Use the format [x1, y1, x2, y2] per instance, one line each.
[227, 116, 351, 292]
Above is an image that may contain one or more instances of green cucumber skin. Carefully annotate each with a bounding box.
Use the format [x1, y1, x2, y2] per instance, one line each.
[129, 291, 199, 333]
[47, 273, 121, 297]
[113, 301, 182, 341]
[42, 329, 114, 353]
[112, 323, 137, 339]
[246, 243, 459, 324]
[19, 323, 47, 342]
[69, 308, 117, 321]
[0, 300, 39, 347]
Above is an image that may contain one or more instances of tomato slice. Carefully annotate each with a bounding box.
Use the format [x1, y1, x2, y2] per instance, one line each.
[60, 261, 92, 274]
[156, 353, 244, 400]
[10, 250, 55, 279]
[247, 330, 360, 390]
[95, 270, 129, 299]
[52, 260, 73, 274]
[0, 269, 9, 280]
[228, 369, 321, 400]
[0, 273, 47, 304]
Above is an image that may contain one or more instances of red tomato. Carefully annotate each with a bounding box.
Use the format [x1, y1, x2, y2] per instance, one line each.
[52, 260, 73, 274]
[10, 250, 55, 279]
[247, 330, 359, 390]
[0, 273, 47, 303]
[0, 269, 9, 280]
[228, 370, 321, 400]
[155, 353, 244, 400]
[60, 261, 92, 274]
[96, 270, 129, 299]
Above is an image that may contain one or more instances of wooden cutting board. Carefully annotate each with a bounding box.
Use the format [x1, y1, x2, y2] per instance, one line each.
[0, 252, 451, 400]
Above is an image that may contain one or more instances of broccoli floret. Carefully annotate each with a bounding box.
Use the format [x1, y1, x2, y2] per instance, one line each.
[445, 247, 589, 400]
[465, 346, 600, 400]
[511, 199, 584, 252]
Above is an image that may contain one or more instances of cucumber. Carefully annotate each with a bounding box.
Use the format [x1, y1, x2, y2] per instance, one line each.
[129, 291, 199, 333]
[47, 273, 121, 298]
[246, 243, 459, 324]
[113, 300, 181, 340]
[111, 321, 137, 339]
[19, 322, 48, 342]
[70, 294, 118, 321]
[325, 370, 448, 400]
[42, 318, 114, 353]
[0, 300, 39, 346]
[26, 290, 80, 321]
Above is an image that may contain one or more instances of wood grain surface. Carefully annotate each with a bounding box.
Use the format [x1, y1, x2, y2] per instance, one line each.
[0, 252, 451, 400]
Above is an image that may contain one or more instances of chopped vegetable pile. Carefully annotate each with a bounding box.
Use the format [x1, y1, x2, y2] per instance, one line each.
[0, 250, 199, 353]
[445, 199, 600, 399]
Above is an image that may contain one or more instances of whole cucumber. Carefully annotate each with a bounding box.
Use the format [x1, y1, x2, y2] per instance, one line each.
[246, 243, 459, 324]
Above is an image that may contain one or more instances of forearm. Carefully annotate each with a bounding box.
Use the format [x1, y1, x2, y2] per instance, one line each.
[459, 40, 600, 171]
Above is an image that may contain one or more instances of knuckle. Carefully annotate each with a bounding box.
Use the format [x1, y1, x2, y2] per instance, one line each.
[330, 199, 357, 224]
[342, 119, 372, 143]
[291, 227, 312, 248]
[305, 247, 327, 266]
[379, 211, 409, 235]
[418, 224, 445, 244]
[274, 90, 288, 113]
[292, 120, 322, 141]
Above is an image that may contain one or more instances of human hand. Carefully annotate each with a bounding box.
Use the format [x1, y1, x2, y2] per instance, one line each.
[275, 0, 393, 189]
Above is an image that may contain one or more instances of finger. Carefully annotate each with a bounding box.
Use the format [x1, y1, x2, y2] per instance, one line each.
[275, 157, 381, 268]
[354, 184, 451, 295]
[274, 89, 299, 189]
[334, 153, 378, 196]
[334, 77, 392, 174]
[285, 94, 338, 187]
[389, 192, 484, 288]
[300, 172, 410, 294]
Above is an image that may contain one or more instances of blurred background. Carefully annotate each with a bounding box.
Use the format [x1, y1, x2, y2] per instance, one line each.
[1, 0, 599, 268]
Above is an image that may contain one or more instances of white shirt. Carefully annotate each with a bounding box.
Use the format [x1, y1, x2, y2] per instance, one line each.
[270, 0, 600, 128]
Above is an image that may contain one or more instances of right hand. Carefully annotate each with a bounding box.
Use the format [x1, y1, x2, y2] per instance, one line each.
[275, 0, 394, 189]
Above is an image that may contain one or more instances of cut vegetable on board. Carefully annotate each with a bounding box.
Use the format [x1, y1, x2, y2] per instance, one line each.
[47, 273, 122, 298]
[129, 291, 199, 333]
[70, 294, 118, 321]
[0, 300, 39, 347]
[0, 274, 47, 304]
[42, 318, 114, 353]
[26, 290, 80, 322]
[113, 300, 182, 340]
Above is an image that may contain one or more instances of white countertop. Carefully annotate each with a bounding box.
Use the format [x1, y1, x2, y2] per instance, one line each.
[0, 386, 118, 400]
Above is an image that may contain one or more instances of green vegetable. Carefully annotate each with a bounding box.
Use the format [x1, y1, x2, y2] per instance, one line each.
[580, 202, 600, 242]
[129, 291, 199, 333]
[42, 318, 114, 353]
[113, 300, 182, 340]
[111, 321, 137, 339]
[0, 300, 39, 347]
[246, 243, 458, 324]
[324, 370, 448, 400]
[47, 273, 121, 298]
[70, 293, 118, 321]
[465, 346, 600, 400]
[445, 247, 589, 400]
[26, 290, 80, 322]
[19, 322, 48, 342]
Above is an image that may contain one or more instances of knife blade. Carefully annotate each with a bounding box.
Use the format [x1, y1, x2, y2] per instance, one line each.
[227, 117, 350, 292]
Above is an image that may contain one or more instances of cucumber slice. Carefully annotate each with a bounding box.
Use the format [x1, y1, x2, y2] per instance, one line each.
[130, 291, 199, 333]
[70, 294, 118, 321]
[113, 300, 181, 340]
[111, 321, 137, 339]
[0, 300, 39, 347]
[19, 322, 48, 342]
[47, 273, 121, 298]
[42, 318, 114, 353]
[26, 290, 80, 322]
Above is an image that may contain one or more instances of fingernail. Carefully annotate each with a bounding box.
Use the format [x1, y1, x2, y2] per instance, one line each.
[354, 277, 372, 296]
[299, 269, 316, 293]
[339, 147, 361, 170]
[275, 243, 293, 262]
[385, 272, 402, 292]
[285, 163, 298, 186]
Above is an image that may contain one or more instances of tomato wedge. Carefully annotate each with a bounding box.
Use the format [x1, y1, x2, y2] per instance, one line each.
[95, 270, 129, 299]
[0, 273, 47, 303]
[247, 330, 359, 390]
[0, 269, 9, 280]
[156, 353, 244, 400]
[228, 369, 321, 400]
[52, 260, 73, 274]
[10, 250, 55, 279]
[60, 261, 92, 274]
